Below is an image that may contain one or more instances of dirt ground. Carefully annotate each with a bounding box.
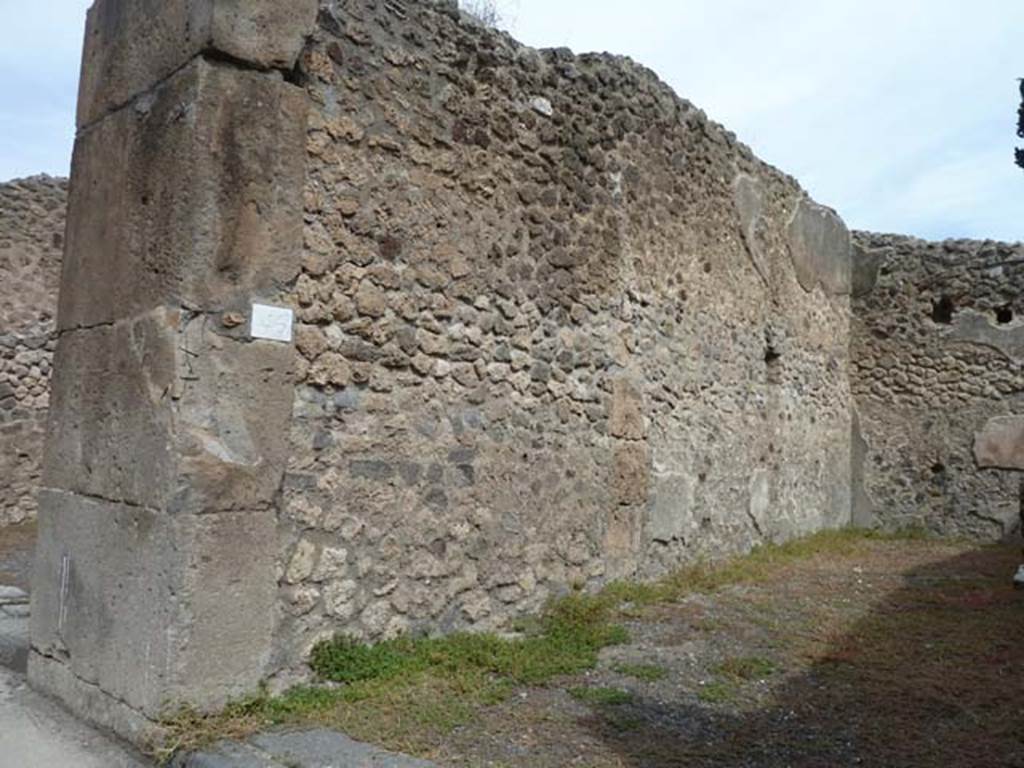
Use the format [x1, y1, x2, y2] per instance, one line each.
[427, 539, 1024, 768]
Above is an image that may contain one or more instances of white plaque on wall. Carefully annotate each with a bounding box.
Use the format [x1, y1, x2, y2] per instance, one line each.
[250, 303, 294, 343]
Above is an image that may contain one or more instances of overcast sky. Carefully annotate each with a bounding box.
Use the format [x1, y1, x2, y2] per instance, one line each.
[0, 0, 1020, 241]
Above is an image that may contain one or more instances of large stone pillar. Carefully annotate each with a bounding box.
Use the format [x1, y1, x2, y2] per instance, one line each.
[29, 0, 316, 743]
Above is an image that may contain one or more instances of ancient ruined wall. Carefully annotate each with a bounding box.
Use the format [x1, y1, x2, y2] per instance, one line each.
[0, 176, 67, 526]
[273, 0, 854, 667]
[851, 233, 1024, 538]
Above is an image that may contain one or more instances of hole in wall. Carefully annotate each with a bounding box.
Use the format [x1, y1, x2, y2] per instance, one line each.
[931, 462, 946, 474]
[764, 345, 781, 366]
[996, 305, 1014, 325]
[931, 296, 955, 324]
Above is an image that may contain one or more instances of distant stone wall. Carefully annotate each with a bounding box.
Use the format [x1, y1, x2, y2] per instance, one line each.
[273, 0, 854, 667]
[0, 176, 67, 526]
[851, 233, 1024, 538]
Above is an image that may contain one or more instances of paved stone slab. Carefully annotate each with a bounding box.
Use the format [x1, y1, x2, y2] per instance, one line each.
[0, 665, 150, 768]
[0, 585, 28, 604]
[175, 728, 438, 768]
[0, 611, 29, 673]
[171, 740, 281, 768]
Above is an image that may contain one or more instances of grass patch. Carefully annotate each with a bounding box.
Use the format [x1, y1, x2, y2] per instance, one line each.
[612, 663, 668, 682]
[717, 656, 777, 681]
[570, 686, 634, 706]
[311, 593, 628, 687]
[696, 657, 776, 706]
[697, 680, 737, 704]
[155, 527, 921, 762]
[156, 592, 627, 762]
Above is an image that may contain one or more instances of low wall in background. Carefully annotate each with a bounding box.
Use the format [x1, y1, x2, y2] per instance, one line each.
[0, 176, 66, 526]
[851, 233, 1024, 539]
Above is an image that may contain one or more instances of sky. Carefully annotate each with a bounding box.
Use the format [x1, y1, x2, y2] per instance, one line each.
[0, 0, 1021, 242]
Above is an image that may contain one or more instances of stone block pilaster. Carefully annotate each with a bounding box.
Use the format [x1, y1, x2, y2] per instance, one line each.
[29, 0, 316, 744]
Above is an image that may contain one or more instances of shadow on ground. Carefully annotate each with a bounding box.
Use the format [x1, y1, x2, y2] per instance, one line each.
[585, 544, 1024, 767]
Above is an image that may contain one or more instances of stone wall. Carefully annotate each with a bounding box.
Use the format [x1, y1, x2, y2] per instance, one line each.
[851, 232, 1024, 538]
[272, 0, 855, 669]
[32, 0, 862, 741]
[0, 176, 67, 526]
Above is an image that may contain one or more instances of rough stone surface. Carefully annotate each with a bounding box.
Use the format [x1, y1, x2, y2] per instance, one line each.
[0, 175, 67, 526]
[787, 198, 852, 296]
[31, 490, 278, 722]
[270, 0, 854, 670]
[29, 0, 310, 745]
[61, 58, 308, 331]
[174, 729, 436, 767]
[77, 0, 318, 127]
[851, 233, 1024, 538]
[974, 416, 1024, 470]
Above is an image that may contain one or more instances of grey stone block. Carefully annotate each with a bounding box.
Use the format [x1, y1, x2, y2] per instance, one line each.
[61, 58, 307, 331]
[851, 241, 882, 297]
[30, 490, 276, 720]
[787, 197, 852, 296]
[45, 309, 294, 515]
[950, 310, 1024, 361]
[78, 0, 318, 127]
[43, 309, 179, 509]
[974, 415, 1024, 470]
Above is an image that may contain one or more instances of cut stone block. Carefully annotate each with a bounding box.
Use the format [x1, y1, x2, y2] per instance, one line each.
[611, 444, 650, 506]
[61, 58, 307, 331]
[77, 0, 318, 127]
[30, 490, 276, 721]
[787, 197, 852, 296]
[974, 415, 1024, 470]
[608, 378, 644, 440]
[734, 174, 770, 284]
[43, 309, 179, 509]
[951, 310, 1024, 362]
[44, 309, 294, 514]
[647, 473, 696, 544]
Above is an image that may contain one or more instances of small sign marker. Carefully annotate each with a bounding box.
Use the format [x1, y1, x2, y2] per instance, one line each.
[250, 303, 294, 343]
